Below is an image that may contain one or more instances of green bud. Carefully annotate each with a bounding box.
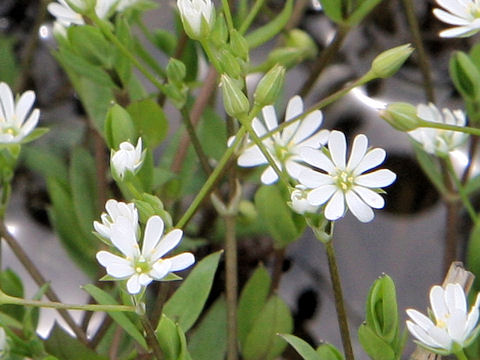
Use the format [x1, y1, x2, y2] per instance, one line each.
[210, 14, 228, 48]
[449, 51, 480, 101]
[134, 193, 173, 228]
[229, 29, 249, 61]
[177, 0, 215, 40]
[166, 58, 186, 84]
[285, 29, 317, 59]
[218, 48, 243, 78]
[379, 102, 419, 132]
[220, 75, 250, 118]
[370, 44, 414, 79]
[316, 343, 344, 360]
[254, 65, 286, 106]
[105, 104, 137, 149]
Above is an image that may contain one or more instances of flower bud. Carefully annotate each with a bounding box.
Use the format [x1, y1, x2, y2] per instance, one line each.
[220, 75, 250, 118]
[134, 193, 173, 228]
[285, 29, 317, 59]
[218, 49, 243, 78]
[379, 102, 420, 132]
[254, 65, 286, 107]
[289, 185, 318, 215]
[449, 51, 480, 101]
[111, 138, 145, 181]
[370, 44, 414, 79]
[210, 14, 228, 47]
[177, 0, 215, 40]
[229, 29, 249, 61]
[166, 58, 186, 84]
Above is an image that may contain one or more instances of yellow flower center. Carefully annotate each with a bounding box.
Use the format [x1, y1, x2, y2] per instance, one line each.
[134, 257, 150, 274]
[333, 170, 355, 192]
[469, 4, 480, 18]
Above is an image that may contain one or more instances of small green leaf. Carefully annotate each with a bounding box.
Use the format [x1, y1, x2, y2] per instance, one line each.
[316, 343, 344, 360]
[358, 323, 395, 360]
[245, 0, 293, 49]
[237, 264, 271, 346]
[279, 334, 321, 360]
[346, 0, 384, 26]
[0, 34, 19, 86]
[113, 17, 133, 86]
[0, 269, 24, 322]
[188, 296, 227, 360]
[67, 25, 113, 67]
[242, 296, 293, 360]
[155, 314, 183, 360]
[254, 185, 303, 248]
[127, 99, 168, 149]
[449, 51, 480, 101]
[197, 108, 227, 160]
[163, 251, 222, 332]
[82, 284, 147, 349]
[153, 29, 177, 55]
[105, 104, 137, 149]
[320, 0, 344, 24]
[468, 224, 480, 293]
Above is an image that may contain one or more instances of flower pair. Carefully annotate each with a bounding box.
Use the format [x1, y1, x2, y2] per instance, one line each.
[236, 95, 396, 223]
[94, 200, 195, 294]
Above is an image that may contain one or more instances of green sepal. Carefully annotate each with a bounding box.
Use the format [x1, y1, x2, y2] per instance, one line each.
[104, 104, 137, 149]
[449, 51, 480, 101]
[358, 323, 396, 360]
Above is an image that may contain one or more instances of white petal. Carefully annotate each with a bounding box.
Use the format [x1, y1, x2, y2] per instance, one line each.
[285, 95, 303, 122]
[138, 273, 153, 287]
[0, 83, 14, 121]
[355, 169, 396, 188]
[285, 159, 308, 180]
[347, 134, 368, 170]
[291, 111, 323, 145]
[353, 186, 385, 209]
[353, 148, 386, 175]
[261, 105, 278, 131]
[428, 326, 453, 350]
[142, 216, 164, 255]
[168, 252, 195, 271]
[237, 146, 267, 167]
[430, 285, 449, 320]
[96, 251, 134, 278]
[406, 321, 441, 348]
[150, 259, 172, 280]
[465, 294, 480, 336]
[345, 190, 374, 223]
[298, 168, 333, 188]
[260, 166, 279, 185]
[433, 8, 471, 25]
[445, 283, 466, 314]
[307, 184, 337, 205]
[328, 131, 346, 169]
[296, 129, 329, 148]
[110, 217, 139, 258]
[19, 109, 39, 138]
[252, 117, 267, 137]
[407, 309, 436, 331]
[324, 190, 345, 221]
[447, 310, 468, 343]
[151, 228, 183, 260]
[440, 24, 480, 37]
[300, 147, 335, 172]
[15, 91, 35, 126]
[126, 274, 142, 294]
[436, 0, 470, 18]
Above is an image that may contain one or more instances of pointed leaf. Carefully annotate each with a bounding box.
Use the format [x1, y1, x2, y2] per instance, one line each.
[279, 334, 321, 360]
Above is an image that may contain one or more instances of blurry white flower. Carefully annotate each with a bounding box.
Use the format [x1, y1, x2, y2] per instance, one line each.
[433, 0, 480, 37]
[94, 199, 139, 240]
[0, 82, 40, 144]
[0, 327, 8, 358]
[406, 283, 480, 355]
[289, 185, 319, 215]
[298, 130, 396, 223]
[409, 103, 468, 156]
[177, 0, 215, 39]
[237, 95, 329, 185]
[117, 0, 140, 11]
[47, 0, 117, 27]
[111, 138, 144, 180]
[97, 215, 195, 294]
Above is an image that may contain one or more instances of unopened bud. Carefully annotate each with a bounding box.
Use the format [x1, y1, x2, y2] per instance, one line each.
[380, 102, 420, 132]
[220, 75, 250, 118]
[229, 29, 249, 61]
[285, 29, 317, 59]
[210, 14, 228, 47]
[166, 58, 186, 84]
[218, 49, 243, 78]
[254, 65, 286, 106]
[177, 0, 215, 40]
[370, 44, 414, 79]
[449, 51, 480, 101]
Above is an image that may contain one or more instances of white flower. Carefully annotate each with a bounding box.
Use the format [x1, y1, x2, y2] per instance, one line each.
[406, 283, 480, 355]
[433, 0, 480, 38]
[237, 95, 329, 185]
[177, 0, 215, 39]
[298, 130, 396, 223]
[289, 185, 319, 215]
[47, 0, 117, 27]
[94, 199, 138, 240]
[96, 215, 195, 294]
[117, 0, 139, 11]
[111, 138, 144, 180]
[0, 82, 40, 144]
[409, 103, 468, 156]
[0, 327, 8, 358]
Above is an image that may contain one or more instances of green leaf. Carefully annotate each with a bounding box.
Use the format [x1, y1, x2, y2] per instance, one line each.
[23, 147, 68, 189]
[67, 25, 113, 68]
[346, 0, 384, 26]
[358, 323, 395, 360]
[197, 108, 227, 160]
[163, 251, 222, 332]
[153, 29, 177, 55]
[188, 296, 227, 360]
[254, 185, 303, 248]
[104, 104, 137, 149]
[449, 51, 480, 101]
[237, 264, 271, 346]
[0, 269, 24, 322]
[127, 99, 168, 149]
[468, 224, 480, 293]
[320, 0, 344, 24]
[279, 334, 321, 360]
[368, 275, 398, 343]
[45, 324, 108, 360]
[155, 314, 184, 360]
[0, 34, 19, 86]
[411, 142, 448, 197]
[20, 127, 49, 144]
[23, 283, 50, 339]
[69, 147, 98, 237]
[82, 284, 147, 349]
[242, 295, 293, 360]
[245, 0, 293, 49]
[316, 343, 344, 360]
[113, 17, 133, 86]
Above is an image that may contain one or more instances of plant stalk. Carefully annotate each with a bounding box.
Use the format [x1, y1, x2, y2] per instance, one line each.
[225, 214, 238, 360]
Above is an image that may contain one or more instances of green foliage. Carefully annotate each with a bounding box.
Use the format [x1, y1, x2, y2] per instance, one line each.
[105, 104, 137, 149]
[467, 224, 480, 293]
[163, 251, 222, 332]
[320, 0, 344, 24]
[67, 25, 114, 68]
[279, 334, 321, 360]
[127, 99, 168, 149]
[449, 51, 480, 101]
[0, 34, 19, 86]
[155, 314, 190, 360]
[0, 269, 24, 322]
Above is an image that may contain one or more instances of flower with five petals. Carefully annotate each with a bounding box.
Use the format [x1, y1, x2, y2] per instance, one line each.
[433, 0, 480, 38]
[94, 199, 139, 240]
[298, 130, 396, 223]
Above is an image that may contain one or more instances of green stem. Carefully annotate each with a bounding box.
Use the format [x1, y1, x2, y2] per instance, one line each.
[445, 157, 478, 224]
[418, 120, 480, 136]
[90, 15, 166, 93]
[0, 291, 134, 312]
[324, 239, 355, 360]
[238, 0, 266, 34]
[225, 214, 238, 360]
[140, 313, 164, 360]
[201, 40, 223, 73]
[454, 350, 468, 360]
[221, 0, 235, 33]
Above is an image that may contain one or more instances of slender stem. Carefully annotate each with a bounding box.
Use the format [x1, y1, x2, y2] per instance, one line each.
[239, 0, 266, 34]
[225, 215, 238, 360]
[221, 0, 235, 33]
[299, 25, 350, 97]
[175, 126, 247, 228]
[140, 314, 164, 360]
[455, 350, 468, 360]
[324, 240, 355, 360]
[0, 221, 90, 345]
[180, 108, 212, 175]
[417, 120, 480, 136]
[401, 0, 435, 103]
[201, 40, 223, 73]
[90, 15, 166, 93]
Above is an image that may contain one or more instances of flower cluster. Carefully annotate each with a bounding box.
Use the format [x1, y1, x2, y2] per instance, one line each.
[0, 82, 40, 144]
[406, 283, 480, 355]
[408, 103, 468, 157]
[95, 200, 195, 294]
[433, 0, 480, 38]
